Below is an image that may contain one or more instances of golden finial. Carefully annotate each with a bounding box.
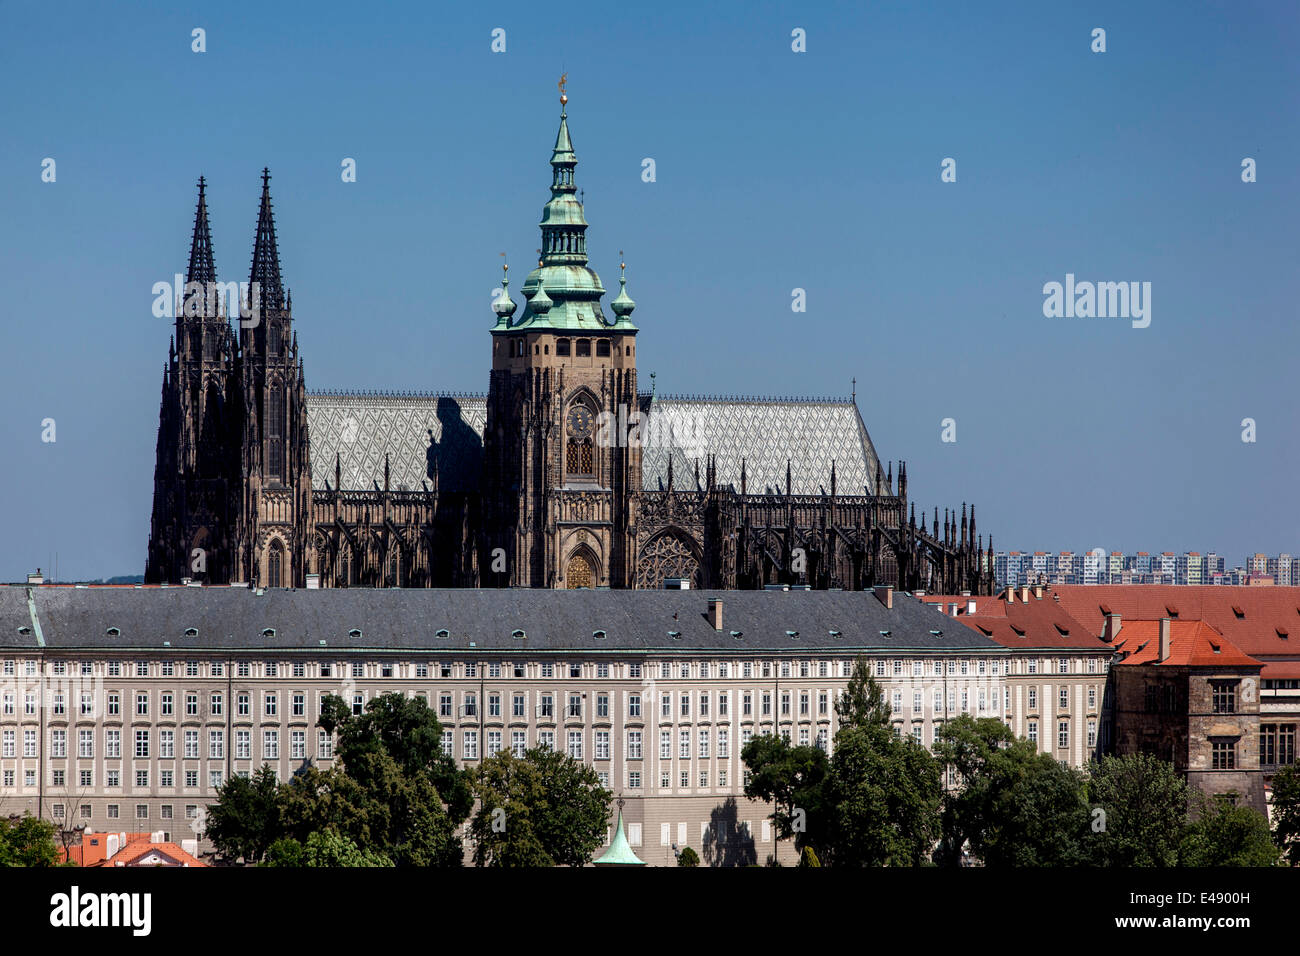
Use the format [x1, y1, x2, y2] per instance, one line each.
[558, 72, 568, 107]
[500, 251, 508, 275]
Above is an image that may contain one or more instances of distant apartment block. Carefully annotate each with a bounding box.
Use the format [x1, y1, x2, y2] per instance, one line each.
[993, 551, 1297, 589]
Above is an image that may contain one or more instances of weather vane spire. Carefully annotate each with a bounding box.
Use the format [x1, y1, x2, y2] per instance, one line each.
[558, 72, 568, 109]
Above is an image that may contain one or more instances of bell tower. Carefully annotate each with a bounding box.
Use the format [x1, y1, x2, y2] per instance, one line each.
[482, 83, 641, 588]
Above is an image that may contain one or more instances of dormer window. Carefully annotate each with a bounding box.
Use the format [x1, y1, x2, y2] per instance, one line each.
[263, 628, 276, 638]
[512, 629, 526, 640]
[348, 628, 362, 640]
[183, 627, 198, 638]
[593, 630, 607, 640]
[436, 629, 449, 639]
[105, 627, 120, 637]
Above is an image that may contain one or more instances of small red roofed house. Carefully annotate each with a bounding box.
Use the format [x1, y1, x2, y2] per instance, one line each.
[1054, 585, 1300, 812]
[1106, 616, 1265, 813]
[60, 830, 206, 867]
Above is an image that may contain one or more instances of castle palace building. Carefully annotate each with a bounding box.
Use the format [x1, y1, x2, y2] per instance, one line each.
[146, 95, 994, 595]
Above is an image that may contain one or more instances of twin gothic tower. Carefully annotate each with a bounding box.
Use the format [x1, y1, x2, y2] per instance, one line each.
[146, 171, 312, 587]
[146, 92, 993, 596]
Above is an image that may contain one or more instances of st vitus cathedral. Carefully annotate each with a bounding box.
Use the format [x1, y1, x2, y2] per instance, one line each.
[146, 88, 994, 595]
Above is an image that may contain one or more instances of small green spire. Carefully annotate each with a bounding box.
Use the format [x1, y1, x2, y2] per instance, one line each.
[493, 259, 516, 327]
[611, 252, 636, 323]
[592, 805, 646, 866]
[529, 281, 553, 315]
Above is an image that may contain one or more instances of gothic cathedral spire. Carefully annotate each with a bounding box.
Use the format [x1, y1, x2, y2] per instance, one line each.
[249, 168, 285, 310]
[187, 176, 216, 286]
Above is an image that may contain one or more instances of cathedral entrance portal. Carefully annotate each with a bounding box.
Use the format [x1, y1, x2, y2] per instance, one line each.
[566, 552, 594, 589]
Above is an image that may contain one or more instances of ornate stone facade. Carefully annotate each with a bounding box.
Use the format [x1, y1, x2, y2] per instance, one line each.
[147, 102, 993, 595]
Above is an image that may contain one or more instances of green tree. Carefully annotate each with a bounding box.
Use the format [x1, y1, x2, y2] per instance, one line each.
[264, 828, 394, 867]
[740, 733, 828, 858]
[469, 747, 612, 867]
[209, 693, 470, 866]
[742, 658, 941, 866]
[205, 765, 283, 864]
[798, 846, 821, 867]
[277, 752, 463, 866]
[932, 715, 1015, 866]
[1085, 753, 1190, 866]
[979, 754, 1091, 867]
[320, 692, 472, 821]
[0, 814, 61, 867]
[1180, 795, 1279, 867]
[935, 715, 1090, 867]
[823, 722, 941, 866]
[677, 846, 700, 867]
[1270, 763, 1300, 866]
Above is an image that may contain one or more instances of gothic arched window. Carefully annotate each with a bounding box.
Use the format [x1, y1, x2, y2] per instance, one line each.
[268, 540, 284, 588]
[268, 388, 285, 481]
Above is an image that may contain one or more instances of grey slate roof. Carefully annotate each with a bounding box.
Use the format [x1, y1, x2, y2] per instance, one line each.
[304, 392, 882, 497]
[6, 586, 997, 655]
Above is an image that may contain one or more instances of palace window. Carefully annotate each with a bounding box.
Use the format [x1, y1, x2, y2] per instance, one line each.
[556, 338, 570, 356]
[1260, 724, 1297, 767]
[1212, 740, 1236, 770]
[575, 339, 591, 357]
[1211, 682, 1238, 715]
[596, 339, 610, 357]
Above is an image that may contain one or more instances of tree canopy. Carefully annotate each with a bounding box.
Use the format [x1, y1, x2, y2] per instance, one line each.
[468, 746, 612, 867]
[207, 692, 470, 866]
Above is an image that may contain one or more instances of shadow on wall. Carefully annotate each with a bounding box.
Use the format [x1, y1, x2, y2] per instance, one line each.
[427, 398, 485, 491]
[701, 796, 757, 867]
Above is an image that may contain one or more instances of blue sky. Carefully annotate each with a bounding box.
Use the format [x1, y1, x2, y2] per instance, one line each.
[0, 0, 1296, 580]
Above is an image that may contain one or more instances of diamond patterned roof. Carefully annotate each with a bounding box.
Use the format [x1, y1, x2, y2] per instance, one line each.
[305, 393, 486, 492]
[305, 392, 881, 497]
[638, 396, 881, 496]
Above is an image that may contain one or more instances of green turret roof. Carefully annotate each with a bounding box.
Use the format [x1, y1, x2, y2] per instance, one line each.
[496, 93, 637, 334]
[592, 808, 646, 866]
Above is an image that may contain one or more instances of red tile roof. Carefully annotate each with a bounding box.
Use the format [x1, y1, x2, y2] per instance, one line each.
[108, 841, 207, 867]
[921, 591, 1109, 650]
[1112, 620, 1259, 668]
[1053, 585, 1300, 660]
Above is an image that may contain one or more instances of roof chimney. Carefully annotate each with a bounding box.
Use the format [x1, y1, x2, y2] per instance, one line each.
[27, 568, 44, 586]
[1158, 617, 1171, 663]
[967, 597, 977, 615]
[305, 573, 320, 590]
[874, 584, 893, 610]
[1020, 585, 1030, 603]
[1102, 612, 1122, 643]
[1033, 583, 1043, 600]
[1005, 586, 1015, 605]
[708, 598, 723, 631]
